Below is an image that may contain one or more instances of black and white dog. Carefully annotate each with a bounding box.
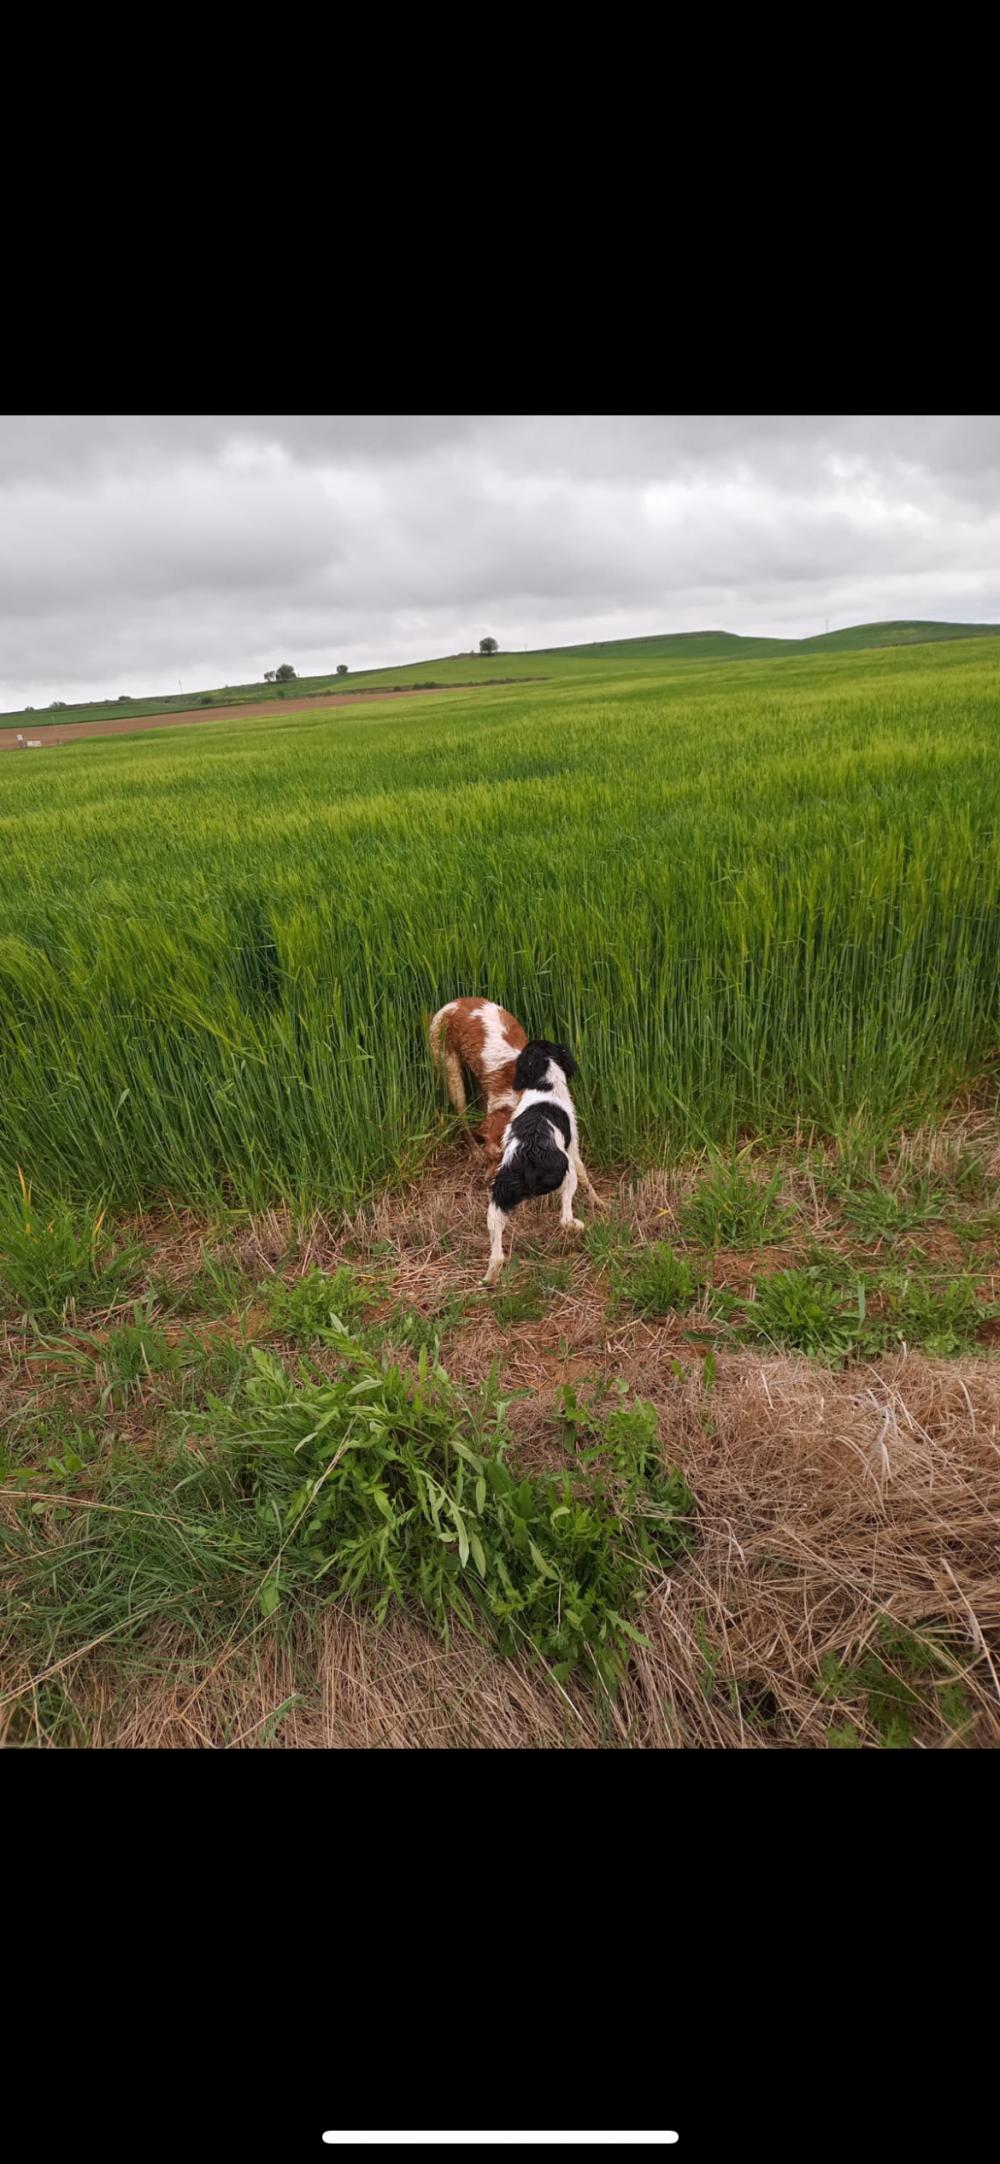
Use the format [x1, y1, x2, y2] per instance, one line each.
[483, 1040, 602, 1286]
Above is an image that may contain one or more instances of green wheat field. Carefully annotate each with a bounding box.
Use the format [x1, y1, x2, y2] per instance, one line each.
[2, 634, 999, 1213]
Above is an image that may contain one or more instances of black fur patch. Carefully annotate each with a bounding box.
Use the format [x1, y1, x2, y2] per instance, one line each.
[513, 1039, 577, 1091]
[490, 1103, 569, 1213]
[530, 1101, 571, 1146]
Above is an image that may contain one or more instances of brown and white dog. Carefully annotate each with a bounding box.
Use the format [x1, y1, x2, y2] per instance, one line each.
[428, 997, 527, 1169]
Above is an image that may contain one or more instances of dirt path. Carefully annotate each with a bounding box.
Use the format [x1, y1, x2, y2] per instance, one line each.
[0, 685, 463, 752]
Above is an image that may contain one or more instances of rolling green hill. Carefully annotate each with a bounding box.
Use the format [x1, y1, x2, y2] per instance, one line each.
[798, 619, 1000, 653]
[4, 619, 996, 730]
[518, 621, 1000, 665]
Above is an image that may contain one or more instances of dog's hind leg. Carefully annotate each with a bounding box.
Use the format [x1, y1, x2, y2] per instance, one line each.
[571, 1144, 604, 1208]
[444, 1052, 468, 1114]
[483, 1201, 509, 1285]
[558, 1159, 585, 1233]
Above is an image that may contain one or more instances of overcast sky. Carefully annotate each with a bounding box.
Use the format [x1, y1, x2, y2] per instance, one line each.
[1, 415, 998, 707]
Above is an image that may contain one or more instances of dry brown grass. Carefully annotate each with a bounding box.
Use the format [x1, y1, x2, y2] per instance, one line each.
[9, 1344, 997, 1750]
[616, 1350, 1000, 1747]
[5, 1118, 1000, 1748]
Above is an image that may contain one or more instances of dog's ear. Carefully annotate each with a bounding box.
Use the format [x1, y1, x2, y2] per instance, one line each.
[553, 1042, 577, 1080]
[513, 1042, 551, 1090]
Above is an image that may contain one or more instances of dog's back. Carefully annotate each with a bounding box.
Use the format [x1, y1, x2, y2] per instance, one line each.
[429, 999, 528, 1155]
[491, 1099, 571, 1209]
[429, 998, 526, 1085]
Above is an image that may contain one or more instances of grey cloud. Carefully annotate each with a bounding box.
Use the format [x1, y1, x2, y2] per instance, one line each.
[5, 413, 1000, 487]
[1, 416, 998, 707]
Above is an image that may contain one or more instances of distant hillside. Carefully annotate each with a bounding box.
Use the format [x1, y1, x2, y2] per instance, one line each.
[530, 629, 793, 662]
[796, 619, 1000, 652]
[309, 620, 1000, 689]
[4, 620, 996, 729]
[529, 620, 1000, 663]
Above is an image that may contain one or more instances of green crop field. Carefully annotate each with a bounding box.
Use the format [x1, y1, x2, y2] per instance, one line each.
[5, 626, 1000, 1752]
[2, 633, 999, 1215]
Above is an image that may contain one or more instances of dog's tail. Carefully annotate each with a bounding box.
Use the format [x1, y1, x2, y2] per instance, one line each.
[428, 1003, 452, 1074]
[429, 1002, 467, 1114]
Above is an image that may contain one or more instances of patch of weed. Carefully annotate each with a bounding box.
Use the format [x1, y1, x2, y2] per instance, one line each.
[680, 1151, 795, 1249]
[877, 1269, 991, 1356]
[494, 1260, 570, 1327]
[173, 1332, 254, 1408]
[825, 1720, 863, 1748]
[162, 1252, 255, 1318]
[692, 1608, 721, 1701]
[265, 1263, 378, 1344]
[379, 1295, 468, 1354]
[742, 1264, 872, 1358]
[611, 1242, 702, 1318]
[583, 1214, 633, 1269]
[830, 1166, 947, 1243]
[0, 1399, 102, 1481]
[555, 1381, 696, 1556]
[99, 1299, 178, 1406]
[183, 1331, 696, 1690]
[0, 1177, 145, 1323]
[816, 1618, 976, 1746]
